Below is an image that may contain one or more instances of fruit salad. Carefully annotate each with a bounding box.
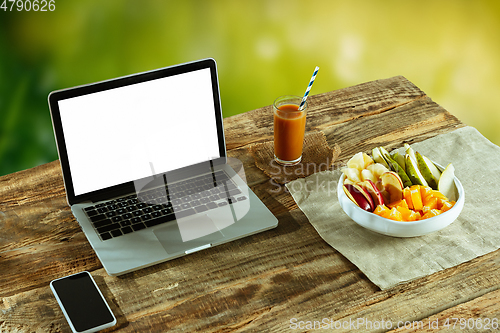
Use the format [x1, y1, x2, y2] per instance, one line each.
[342, 144, 457, 222]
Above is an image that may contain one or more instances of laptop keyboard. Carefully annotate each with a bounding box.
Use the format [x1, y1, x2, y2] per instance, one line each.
[82, 171, 247, 241]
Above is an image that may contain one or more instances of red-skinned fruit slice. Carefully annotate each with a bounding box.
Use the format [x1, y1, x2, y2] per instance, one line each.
[343, 184, 373, 212]
[359, 179, 385, 207]
[380, 171, 404, 204]
[352, 183, 375, 212]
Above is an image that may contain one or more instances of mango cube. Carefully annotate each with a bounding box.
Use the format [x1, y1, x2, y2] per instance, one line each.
[421, 209, 442, 219]
[374, 204, 391, 218]
[408, 210, 421, 221]
[388, 199, 408, 209]
[441, 200, 455, 212]
[388, 207, 403, 221]
[409, 185, 423, 211]
[403, 187, 414, 210]
[396, 206, 413, 221]
[372, 184, 455, 222]
[430, 190, 448, 201]
[420, 186, 433, 201]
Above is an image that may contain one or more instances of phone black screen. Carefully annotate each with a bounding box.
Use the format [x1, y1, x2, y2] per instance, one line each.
[51, 272, 115, 332]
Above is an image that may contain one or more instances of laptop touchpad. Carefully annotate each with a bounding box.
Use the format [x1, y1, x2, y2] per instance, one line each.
[153, 215, 224, 254]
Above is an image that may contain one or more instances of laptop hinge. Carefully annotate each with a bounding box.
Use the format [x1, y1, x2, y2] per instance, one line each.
[185, 244, 211, 254]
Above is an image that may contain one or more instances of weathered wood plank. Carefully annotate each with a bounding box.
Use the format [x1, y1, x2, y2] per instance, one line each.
[389, 289, 500, 332]
[0, 160, 64, 209]
[329, 95, 465, 161]
[0, 196, 102, 297]
[292, 249, 500, 333]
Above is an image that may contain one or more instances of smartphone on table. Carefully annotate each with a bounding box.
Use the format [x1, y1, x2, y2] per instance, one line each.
[50, 271, 117, 333]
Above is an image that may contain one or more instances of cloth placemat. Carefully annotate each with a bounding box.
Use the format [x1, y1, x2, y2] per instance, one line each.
[249, 131, 341, 184]
[286, 126, 500, 290]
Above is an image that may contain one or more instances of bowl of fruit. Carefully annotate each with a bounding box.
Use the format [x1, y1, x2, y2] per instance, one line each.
[338, 144, 465, 237]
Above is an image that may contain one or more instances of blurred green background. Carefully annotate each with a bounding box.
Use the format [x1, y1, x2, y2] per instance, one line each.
[1, 0, 500, 176]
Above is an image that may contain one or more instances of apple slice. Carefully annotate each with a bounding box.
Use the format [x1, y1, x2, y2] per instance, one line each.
[360, 169, 377, 183]
[366, 163, 390, 180]
[375, 179, 389, 204]
[346, 152, 365, 170]
[343, 178, 356, 185]
[353, 183, 375, 211]
[342, 167, 362, 183]
[347, 152, 373, 171]
[380, 171, 404, 204]
[359, 179, 385, 207]
[343, 184, 373, 212]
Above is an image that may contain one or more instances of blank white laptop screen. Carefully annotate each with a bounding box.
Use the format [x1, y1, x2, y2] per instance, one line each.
[58, 68, 221, 196]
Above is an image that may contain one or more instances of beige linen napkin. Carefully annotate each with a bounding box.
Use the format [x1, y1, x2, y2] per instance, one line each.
[286, 126, 500, 290]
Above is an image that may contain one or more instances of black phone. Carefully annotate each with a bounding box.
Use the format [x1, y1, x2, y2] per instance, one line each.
[50, 271, 117, 333]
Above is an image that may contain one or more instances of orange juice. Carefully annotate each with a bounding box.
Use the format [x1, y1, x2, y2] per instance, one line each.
[273, 96, 307, 165]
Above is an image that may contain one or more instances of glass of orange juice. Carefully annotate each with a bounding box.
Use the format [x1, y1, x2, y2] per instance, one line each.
[273, 95, 307, 166]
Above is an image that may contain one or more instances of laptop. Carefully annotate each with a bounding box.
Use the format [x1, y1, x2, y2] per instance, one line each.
[48, 58, 278, 276]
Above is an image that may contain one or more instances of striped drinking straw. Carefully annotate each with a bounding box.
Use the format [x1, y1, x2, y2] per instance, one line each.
[299, 66, 319, 110]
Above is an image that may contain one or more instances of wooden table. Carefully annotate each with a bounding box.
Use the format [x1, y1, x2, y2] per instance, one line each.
[1, 76, 499, 332]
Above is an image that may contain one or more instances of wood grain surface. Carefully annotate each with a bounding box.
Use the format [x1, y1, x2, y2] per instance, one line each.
[1, 76, 498, 333]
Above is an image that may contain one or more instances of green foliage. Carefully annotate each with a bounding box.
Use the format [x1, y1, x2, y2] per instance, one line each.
[0, 24, 58, 175]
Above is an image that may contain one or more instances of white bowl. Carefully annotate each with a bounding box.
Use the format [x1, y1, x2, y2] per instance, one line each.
[337, 162, 465, 237]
